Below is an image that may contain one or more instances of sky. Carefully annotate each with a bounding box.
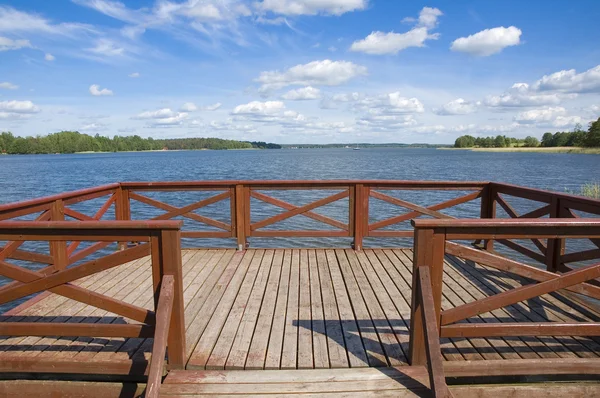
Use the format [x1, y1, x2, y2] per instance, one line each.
[0, 0, 599, 145]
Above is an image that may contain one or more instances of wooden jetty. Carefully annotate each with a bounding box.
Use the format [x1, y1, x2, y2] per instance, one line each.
[1, 180, 600, 397]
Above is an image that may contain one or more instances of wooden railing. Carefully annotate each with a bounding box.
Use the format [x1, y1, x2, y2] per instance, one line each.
[409, 218, 600, 392]
[0, 221, 186, 394]
[0, 181, 488, 250]
[484, 182, 600, 273]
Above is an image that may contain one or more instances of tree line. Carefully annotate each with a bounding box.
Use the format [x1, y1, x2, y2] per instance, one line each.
[0, 131, 281, 154]
[454, 117, 600, 148]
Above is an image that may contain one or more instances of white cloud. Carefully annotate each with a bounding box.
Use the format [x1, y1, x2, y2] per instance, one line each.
[135, 108, 179, 119]
[0, 100, 40, 119]
[533, 65, 600, 93]
[320, 92, 362, 109]
[80, 122, 108, 132]
[133, 107, 188, 126]
[513, 106, 583, 128]
[0, 100, 40, 113]
[418, 7, 443, 29]
[514, 106, 566, 124]
[89, 84, 113, 96]
[256, 59, 367, 92]
[451, 26, 522, 56]
[553, 115, 583, 128]
[44, 53, 55, 61]
[434, 98, 478, 115]
[281, 86, 321, 100]
[350, 28, 439, 55]
[255, 0, 368, 16]
[87, 38, 125, 56]
[357, 114, 419, 131]
[233, 100, 286, 115]
[484, 83, 573, 108]
[0, 82, 18, 90]
[350, 7, 442, 55]
[356, 92, 425, 114]
[181, 102, 198, 112]
[0, 36, 32, 51]
[232, 100, 308, 125]
[129, 72, 140, 78]
[0, 6, 93, 36]
[202, 102, 222, 111]
[209, 119, 257, 133]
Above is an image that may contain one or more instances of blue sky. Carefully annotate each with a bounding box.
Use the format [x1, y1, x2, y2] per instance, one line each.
[0, 0, 599, 144]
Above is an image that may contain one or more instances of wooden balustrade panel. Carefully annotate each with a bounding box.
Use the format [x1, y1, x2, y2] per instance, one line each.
[248, 188, 351, 237]
[127, 189, 234, 241]
[366, 189, 483, 243]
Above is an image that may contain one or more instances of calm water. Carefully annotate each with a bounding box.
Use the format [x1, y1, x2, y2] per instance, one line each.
[1, 148, 599, 311]
[2, 148, 599, 202]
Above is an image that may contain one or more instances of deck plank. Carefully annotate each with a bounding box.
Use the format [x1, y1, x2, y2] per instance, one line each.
[202, 250, 265, 370]
[245, 249, 284, 369]
[325, 249, 368, 368]
[297, 249, 314, 369]
[345, 250, 407, 365]
[280, 249, 300, 369]
[187, 250, 255, 369]
[316, 249, 349, 368]
[335, 249, 388, 367]
[225, 250, 274, 370]
[308, 249, 330, 369]
[264, 249, 292, 369]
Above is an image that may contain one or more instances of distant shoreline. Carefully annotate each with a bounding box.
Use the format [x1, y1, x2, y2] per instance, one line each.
[438, 147, 600, 154]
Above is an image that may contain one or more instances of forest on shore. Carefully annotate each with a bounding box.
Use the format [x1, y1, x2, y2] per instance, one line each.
[454, 118, 600, 149]
[0, 131, 281, 154]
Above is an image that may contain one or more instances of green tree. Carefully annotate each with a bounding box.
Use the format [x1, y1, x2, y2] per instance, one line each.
[494, 135, 507, 148]
[585, 118, 600, 147]
[523, 136, 540, 147]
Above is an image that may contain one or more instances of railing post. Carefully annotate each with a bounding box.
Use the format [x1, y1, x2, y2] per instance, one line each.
[234, 184, 248, 251]
[480, 183, 496, 252]
[115, 186, 131, 250]
[49, 199, 68, 270]
[546, 197, 565, 273]
[409, 226, 446, 366]
[352, 184, 368, 250]
[157, 229, 186, 369]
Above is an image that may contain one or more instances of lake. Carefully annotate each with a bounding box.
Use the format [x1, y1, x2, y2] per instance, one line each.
[2, 148, 599, 203]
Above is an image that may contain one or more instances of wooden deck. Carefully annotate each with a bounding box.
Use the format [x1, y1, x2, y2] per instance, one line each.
[2, 247, 600, 377]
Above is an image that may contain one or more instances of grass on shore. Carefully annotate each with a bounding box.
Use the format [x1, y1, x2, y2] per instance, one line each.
[440, 146, 600, 154]
[568, 182, 600, 200]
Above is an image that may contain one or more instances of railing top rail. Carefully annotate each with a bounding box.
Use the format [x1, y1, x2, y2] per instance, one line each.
[0, 183, 120, 213]
[413, 218, 600, 229]
[119, 180, 490, 188]
[492, 181, 600, 207]
[0, 220, 183, 232]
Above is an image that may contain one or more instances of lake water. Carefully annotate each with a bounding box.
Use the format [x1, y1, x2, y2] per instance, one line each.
[2, 148, 599, 203]
[1, 148, 599, 311]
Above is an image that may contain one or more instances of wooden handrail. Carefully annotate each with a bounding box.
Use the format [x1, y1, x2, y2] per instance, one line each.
[416, 266, 453, 398]
[146, 274, 175, 398]
[0, 220, 186, 381]
[0, 183, 119, 214]
[410, 217, 600, 382]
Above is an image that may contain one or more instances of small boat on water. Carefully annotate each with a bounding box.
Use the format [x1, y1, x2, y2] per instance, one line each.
[353, 145, 360, 150]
